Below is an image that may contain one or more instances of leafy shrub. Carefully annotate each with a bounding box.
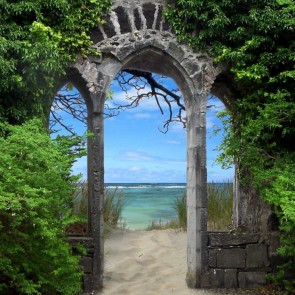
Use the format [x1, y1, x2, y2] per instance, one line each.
[258, 159, 295, 292]
[0, 119, 86, 294]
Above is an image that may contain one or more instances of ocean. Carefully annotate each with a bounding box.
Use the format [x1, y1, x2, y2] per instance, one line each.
[105, 183, 186, 230]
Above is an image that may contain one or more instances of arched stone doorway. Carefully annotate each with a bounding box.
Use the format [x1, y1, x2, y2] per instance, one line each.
[68, 28, 217, 289]
[63, 0, 219, 290]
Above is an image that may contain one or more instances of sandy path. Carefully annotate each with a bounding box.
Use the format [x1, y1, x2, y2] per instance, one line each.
[101, 228, 238, 295]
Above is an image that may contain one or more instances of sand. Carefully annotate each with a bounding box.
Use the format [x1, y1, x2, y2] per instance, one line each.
[101, 228, 244, 295]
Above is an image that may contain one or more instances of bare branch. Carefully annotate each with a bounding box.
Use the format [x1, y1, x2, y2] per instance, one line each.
[51, 71, 188, 134]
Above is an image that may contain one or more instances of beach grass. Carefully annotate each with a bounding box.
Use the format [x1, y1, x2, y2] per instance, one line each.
[147, 182, 233, 231]
[104, 187, 126, 226]
[69, 184, 126, 235]
[207, 181, 233, 231]
[146, 219, 180, 231]
[173, 194, 187, 230]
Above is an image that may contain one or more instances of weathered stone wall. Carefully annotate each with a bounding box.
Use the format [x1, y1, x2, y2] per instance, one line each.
[90, 0, 170, 44]
[68, 232, 282, 291]
[200, 232, 281, 288]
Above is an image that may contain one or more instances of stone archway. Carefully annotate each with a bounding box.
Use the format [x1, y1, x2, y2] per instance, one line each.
[64, 0, 275, 292]
[67, 0, 217, 291]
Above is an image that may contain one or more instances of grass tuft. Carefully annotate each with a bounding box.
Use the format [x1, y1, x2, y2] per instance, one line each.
[147, 181, 233, 232]
[146, 219, 180, 231]
[104, 187, 125, 226]
[207, 181, 233, 231]
[69, 184, 126, 236]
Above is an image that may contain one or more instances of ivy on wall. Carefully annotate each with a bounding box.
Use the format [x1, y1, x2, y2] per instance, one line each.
[0, 0, 111, 125]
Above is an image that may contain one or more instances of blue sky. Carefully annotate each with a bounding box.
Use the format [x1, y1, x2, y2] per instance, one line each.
[53, 75, 234, 183]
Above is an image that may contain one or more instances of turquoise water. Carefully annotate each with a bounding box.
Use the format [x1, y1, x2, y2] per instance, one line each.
[105, 183, 186, 230]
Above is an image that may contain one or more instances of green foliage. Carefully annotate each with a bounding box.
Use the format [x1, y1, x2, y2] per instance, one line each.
[0, 119, 87, 294]
[166, 0, 294, 288]
[0, 0, 111, 124]
[258, 157, 295, 291]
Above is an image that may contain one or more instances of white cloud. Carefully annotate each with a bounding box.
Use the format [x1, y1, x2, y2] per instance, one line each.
[164, 140, 181, 145]
[129, 166, 143, 171]
[123, 150, 153, 161]
[105, 166, 186, 183]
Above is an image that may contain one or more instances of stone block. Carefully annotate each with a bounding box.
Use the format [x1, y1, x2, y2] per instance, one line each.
[238, 272, 266, 288]
[209, 233, 260, 246]
[116, 43, 136, 60]
[224, 269, 238, 288]
[210, 269, 225, 288]
[165, 41, 185, 62]
[200, 231, 209, 265]
[200, 270, 211, 288]
[83, 274, 93, 293]
[209, 249, 217, 267]
[81, 256, 93, 273]
[181, 58, 201, 76]
[216, 248, 246, 269]
[246, 244, 269, 268]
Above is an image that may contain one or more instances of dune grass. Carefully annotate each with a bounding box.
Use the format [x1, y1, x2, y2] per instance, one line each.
[69, 183, 126, 235]
[147, 182, 233, 231]
[207, 181, 233, 231]
[146, 219, 180, 231]
[104, 187, 126, 227]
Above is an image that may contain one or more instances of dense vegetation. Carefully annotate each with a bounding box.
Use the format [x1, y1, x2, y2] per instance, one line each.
[166, 0, 294, 290]
[0, 119, 86, 294]
[0, 0, 110, 125]
[0, 0, 111, 294]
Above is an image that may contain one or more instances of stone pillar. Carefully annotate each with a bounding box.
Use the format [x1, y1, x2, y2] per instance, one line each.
[186, 93, 208, 288]
[87, 74, 110, 291]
